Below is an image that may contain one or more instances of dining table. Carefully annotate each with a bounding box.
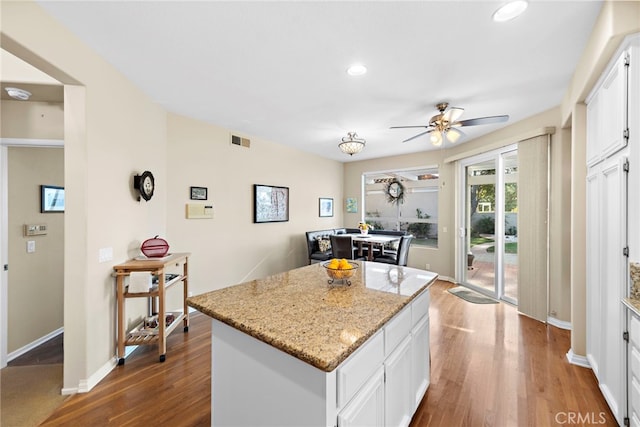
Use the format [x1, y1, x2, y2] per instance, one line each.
[348, 233, 402, 261]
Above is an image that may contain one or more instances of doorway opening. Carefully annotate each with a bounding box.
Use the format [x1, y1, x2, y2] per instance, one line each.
[459, 145, 518, 305]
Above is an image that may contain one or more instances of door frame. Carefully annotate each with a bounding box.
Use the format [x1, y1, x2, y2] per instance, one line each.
[0, 138, 64, 368]
[456, 144, 518, 303]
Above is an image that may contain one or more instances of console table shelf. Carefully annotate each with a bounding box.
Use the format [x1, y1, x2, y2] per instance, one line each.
[113, 252, 190, 364]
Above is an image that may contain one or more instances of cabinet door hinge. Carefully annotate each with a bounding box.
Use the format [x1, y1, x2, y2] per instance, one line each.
[3, 264, 7, 271]
[624, 247, 630, 257]
[624, 52, 630, 67]
[624, 331, 630, 342]
[624, 416, 630, 426]
[624, 158, 630, 172]
[624, 128, 630, 142]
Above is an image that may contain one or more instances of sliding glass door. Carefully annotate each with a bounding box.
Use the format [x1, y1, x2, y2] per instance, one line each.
[459, 146, 518, 304]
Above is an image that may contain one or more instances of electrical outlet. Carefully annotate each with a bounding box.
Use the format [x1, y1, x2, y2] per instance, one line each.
[425, 264, 430, 270]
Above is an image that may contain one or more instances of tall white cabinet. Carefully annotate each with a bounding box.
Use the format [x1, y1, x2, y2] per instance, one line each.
[586, 33, 639, 426]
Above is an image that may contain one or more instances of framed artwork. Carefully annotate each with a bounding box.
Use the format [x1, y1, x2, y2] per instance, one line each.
[41, 185, 65, 213]
[190, 186, 208, 200]
[319, 198, 334, 217]
[346, 197, 358, 213]
[254, 184, 289, 223]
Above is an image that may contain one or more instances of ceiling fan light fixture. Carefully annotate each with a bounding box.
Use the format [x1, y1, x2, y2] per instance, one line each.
[430, 132, 443, 146]
[346, 64, 367, 76]
[492, 0, 528, 22]
[445, 128, 463, 143]
[339, 132, 366, 155]
[4, 87, 32, 101]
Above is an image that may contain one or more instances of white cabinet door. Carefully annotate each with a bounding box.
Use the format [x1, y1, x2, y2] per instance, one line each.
[385, 336, 413, 427]
[600, 51, 628, 159]
[411, 314, 430, 410]
[586, 166, 602, 378]
[598, 154, 627, 425]
[629, 312, 640, 427]
[586, 89, 602, 167]
[338, 367, 385, 427]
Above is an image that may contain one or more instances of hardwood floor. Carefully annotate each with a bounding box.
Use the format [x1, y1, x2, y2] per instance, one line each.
[42, 280, 615, 426]
[8, 333, 63, 367]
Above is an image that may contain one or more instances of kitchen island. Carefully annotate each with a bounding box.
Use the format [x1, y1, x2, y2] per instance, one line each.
[187, 261, 437, 427]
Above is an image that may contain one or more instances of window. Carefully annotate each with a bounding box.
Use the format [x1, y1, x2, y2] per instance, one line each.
[363, 167, 439, 247]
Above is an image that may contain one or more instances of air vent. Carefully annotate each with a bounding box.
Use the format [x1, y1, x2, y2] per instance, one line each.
[230, 134, 251, 148]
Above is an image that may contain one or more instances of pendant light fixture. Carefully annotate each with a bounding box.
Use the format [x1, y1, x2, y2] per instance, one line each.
[339, 132, 366, 156]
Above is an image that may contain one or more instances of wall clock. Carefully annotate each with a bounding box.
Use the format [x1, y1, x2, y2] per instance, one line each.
[134, 171, 155, 201]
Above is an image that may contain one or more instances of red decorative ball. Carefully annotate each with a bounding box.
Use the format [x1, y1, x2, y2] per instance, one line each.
[141, 236, 169, 258]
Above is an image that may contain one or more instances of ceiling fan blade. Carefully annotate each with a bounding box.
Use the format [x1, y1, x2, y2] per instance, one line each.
[390, 125, 429, 129]
[443, 107, 464, 123]
[457, 115, 509, 127]
[402, 130, 432, 143]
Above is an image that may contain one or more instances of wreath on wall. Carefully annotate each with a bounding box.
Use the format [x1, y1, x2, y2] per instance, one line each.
[384, 179, 406, 205]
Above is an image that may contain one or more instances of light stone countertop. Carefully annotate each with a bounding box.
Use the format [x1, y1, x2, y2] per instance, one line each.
[624, 298, 640, 317]
[187, 261, 438, 372]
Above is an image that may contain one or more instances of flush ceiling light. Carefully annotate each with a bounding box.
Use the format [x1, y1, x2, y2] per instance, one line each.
[4, 87, 32, 100]
[339, 132, 366, 156]
[492, 0, 528, 22]
[346, 64, 367, 76]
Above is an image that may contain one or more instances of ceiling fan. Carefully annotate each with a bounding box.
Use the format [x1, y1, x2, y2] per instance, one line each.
[390, 102, 509, 146]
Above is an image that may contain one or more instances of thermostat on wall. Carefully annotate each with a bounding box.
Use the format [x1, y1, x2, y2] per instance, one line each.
[24, 224, 48, 236]
[186, 203, 213, 219]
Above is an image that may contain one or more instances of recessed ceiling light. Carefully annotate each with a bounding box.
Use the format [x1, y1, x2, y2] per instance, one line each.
[492, 0, 528, 22]
[347, 64, 367, 76]
[4, 87, 32, 100]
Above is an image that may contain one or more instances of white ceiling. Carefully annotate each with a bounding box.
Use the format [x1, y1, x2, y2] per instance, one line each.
[34, 1, 602, 162]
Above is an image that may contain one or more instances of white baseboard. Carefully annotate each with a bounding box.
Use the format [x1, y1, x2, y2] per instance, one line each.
[438, 276, 456, 283]
[62, 345, 139, 395]
[566, 349, 591, 368]
[7, 326, 63, 362]
[547, 316, 572, 330]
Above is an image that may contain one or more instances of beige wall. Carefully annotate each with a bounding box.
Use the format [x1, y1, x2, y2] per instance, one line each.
[166, 113, 344, 300]
[2, 1, 167, 390]
[7, 146, 64, 352]
[1, 100, 64, 140]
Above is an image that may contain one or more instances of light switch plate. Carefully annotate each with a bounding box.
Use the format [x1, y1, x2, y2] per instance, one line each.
[27, 241, 36, 253]
[98, 247, 113, 263]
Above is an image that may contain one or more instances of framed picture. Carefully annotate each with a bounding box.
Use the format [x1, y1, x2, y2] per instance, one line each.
[190, 186, 208, 200]
[254, 184, 289, 223]
[41, 185, 65, 213]
[319, 198, 334, 217]
[346, 197, 358, 213]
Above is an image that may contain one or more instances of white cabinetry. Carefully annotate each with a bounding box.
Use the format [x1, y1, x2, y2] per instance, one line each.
[338, 288, 431, 427]
[587, 49, 628, 167]
[209, 286, 432, 427]
[586, 34, 639, 426]
[338, 367, 385, 427]
[384, 336, 413, 427]
[629, 312, 640, 427]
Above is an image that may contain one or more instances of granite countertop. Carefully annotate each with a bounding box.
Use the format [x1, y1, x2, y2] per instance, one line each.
[623, 297, 640, 317]
[187, 261, 438, 372]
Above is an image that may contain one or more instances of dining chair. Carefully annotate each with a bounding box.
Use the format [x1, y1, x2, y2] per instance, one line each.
[373, 235, 413, 266]
[330, 234, 361, 260]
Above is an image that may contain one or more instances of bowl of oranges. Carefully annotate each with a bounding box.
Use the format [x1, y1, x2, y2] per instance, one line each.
[322, 258, 359, 285]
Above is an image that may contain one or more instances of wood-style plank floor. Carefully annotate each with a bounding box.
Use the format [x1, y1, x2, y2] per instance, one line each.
[42, 280, 615, 426]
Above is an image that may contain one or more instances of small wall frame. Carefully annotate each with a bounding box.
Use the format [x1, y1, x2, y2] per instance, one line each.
[319, 198, 334, 217]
